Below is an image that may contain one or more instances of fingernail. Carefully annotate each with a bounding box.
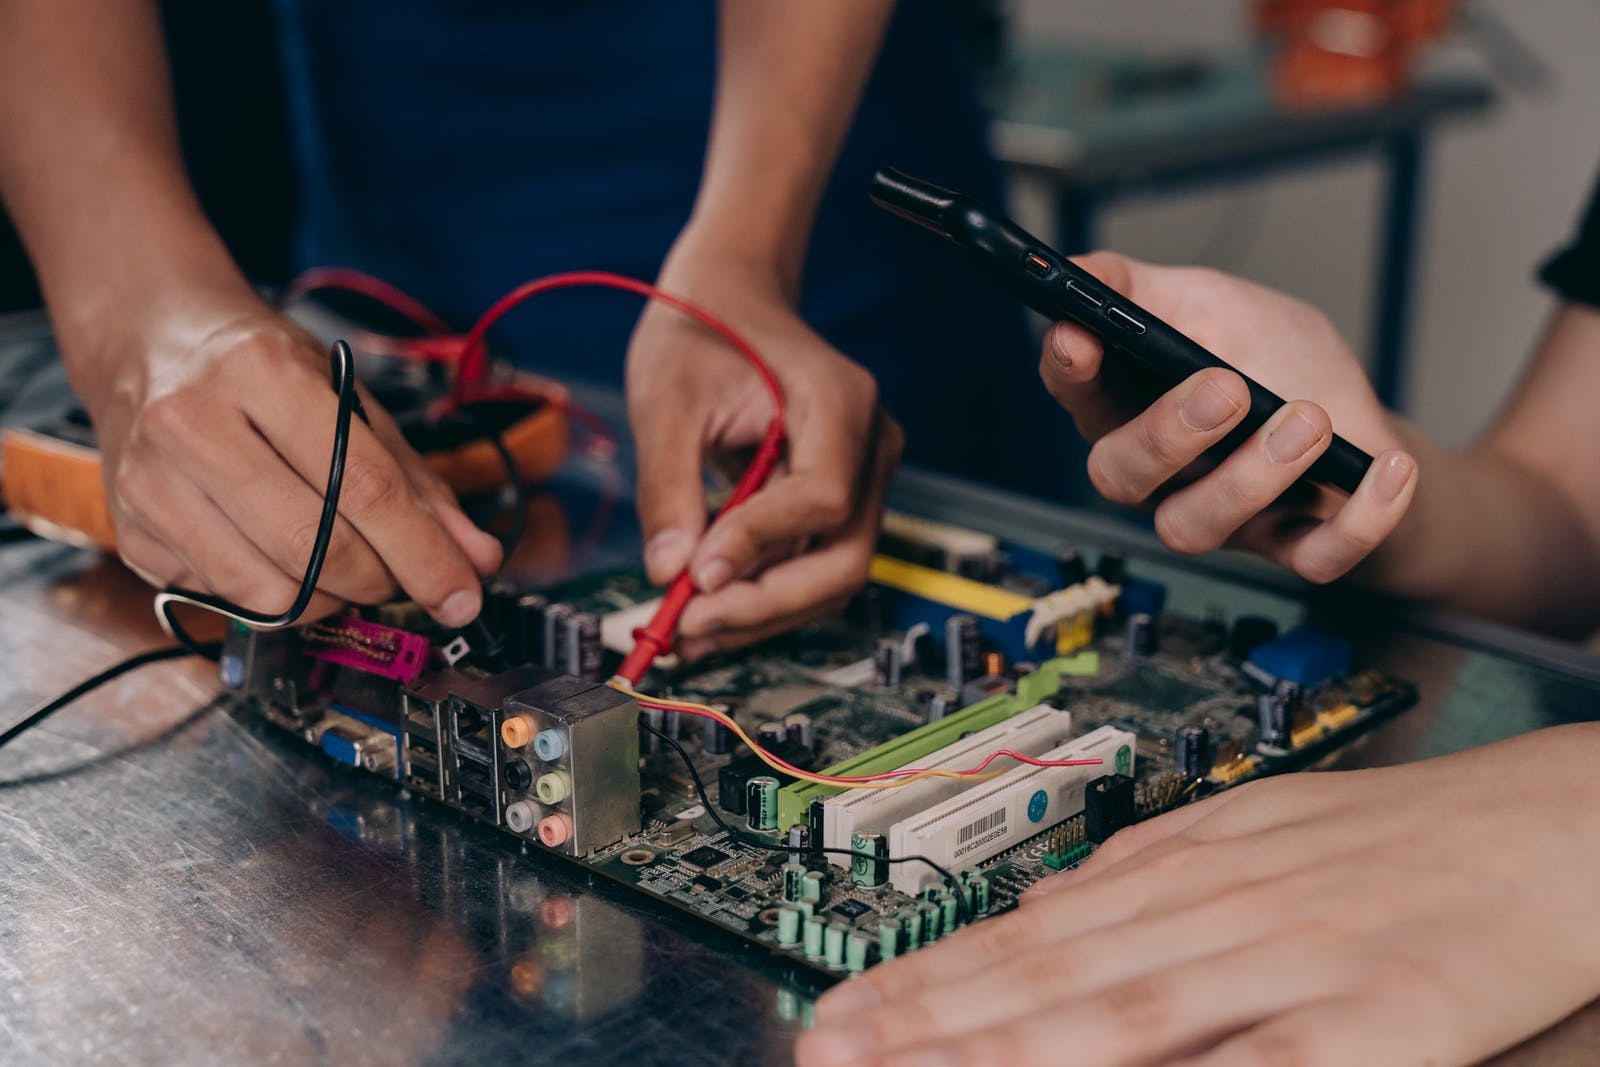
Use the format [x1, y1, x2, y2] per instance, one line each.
[644, 529, 691, 580]
[799, 1025, 879, 1067]
[1180, 380, 1240, 431]
[1265, 412, 1324, 464]
[439, 588, 480, 628]
[695, 557, 733, 593]
[1374, 453, 1414, 502]
[816, 981, 883, 1021]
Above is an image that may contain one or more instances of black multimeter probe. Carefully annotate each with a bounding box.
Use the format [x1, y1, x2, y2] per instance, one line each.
[870, 167, 1373, 495]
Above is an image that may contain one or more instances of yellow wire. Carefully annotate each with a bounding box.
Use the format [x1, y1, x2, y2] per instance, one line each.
[607, 680, 1004, 791]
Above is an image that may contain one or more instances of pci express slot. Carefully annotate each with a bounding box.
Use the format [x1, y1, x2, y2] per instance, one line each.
[820, 704, 1074, 862]
[887, 724, 1134, 894]
[777, 651, 1102, 829]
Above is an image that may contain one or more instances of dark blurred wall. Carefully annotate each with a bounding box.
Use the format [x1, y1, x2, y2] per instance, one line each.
[0, 0, 294, 314]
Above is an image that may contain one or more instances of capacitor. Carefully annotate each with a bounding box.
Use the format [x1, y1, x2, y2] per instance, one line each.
[1175, 725, 1211, 779]
[781, 862, 807, 902]
[1124, 612, 1157, 656]
[873, 636, 903, 688]
[1257, 691, 1291, 749]
[803, 916, 826, 959]
[776, 904, 803, 946]
[783, 712, 814, 751]
[756, 721, 788, 748]
[944, 614, 980, 687]
[926, 685, 960, 723]
[514, 592, 548, 666]
[983, 651, 1005, 679]
[1096, 551, 1127, 586]
[878, 919, 902, 961]
[845, 933, 871, 974]
[1276, 680, 1305, 714]
[795, 900, 815, 920]
[899, 907, 923, 952]
[662, 707, 682, 742]
[918, 900, 942, 944]
[937, 890, 959, 932]
[849, 831, 889, 887]
[541, 604, 572, 672]
[703, 705, 734, 756]
[806, 798, 827, 853]
[566, 612, 602, 680]
[824, 922, 848, 968]
[967, 871, 991, 915]
[801, 869, 825, 903]
[745, 775, 779, 831]
[1055, 546, 1088, 588]
[786, 824, 812, 866]
[641, 705, 664, 754]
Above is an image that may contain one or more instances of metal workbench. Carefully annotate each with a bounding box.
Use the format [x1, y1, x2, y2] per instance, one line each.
[2, 347, 1598, 1064]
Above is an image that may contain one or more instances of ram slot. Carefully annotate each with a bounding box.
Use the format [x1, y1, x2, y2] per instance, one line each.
[888, 725, 1134, 894]
[820, 704, 1073, 864]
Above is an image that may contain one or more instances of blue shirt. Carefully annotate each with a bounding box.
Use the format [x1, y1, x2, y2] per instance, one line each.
[270, 0, 1071, 494]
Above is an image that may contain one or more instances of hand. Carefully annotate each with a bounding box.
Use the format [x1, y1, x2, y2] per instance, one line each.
[799, 724, 1600, 1066]
[626, 251, 901, 659]
[1042, 253, 1419, 583]
[73, 292, 502, 626]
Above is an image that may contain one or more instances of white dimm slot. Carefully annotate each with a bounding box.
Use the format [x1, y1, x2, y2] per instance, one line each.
[821, 704, 1074, 864]
[887, 724, 1134, 894]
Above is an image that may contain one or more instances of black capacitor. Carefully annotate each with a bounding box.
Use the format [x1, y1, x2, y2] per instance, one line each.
[1229, 615, 1279, 660]
[567, 611, 602, 681]
[807, 797, 828, 865]
[703, 707, 735, 756]
[1055, 546, 1088, 588]
[1124, 612, 1158, 656]
[927, 684, 960, 723]
[757, 721, 788, 748]
[874, 637, 903, 688]
[1174, 725, 1210, 779]
[1084, 773, 1137, 844]
[641, 704, 664, 754]
[783, 712, 814, 751]
[717, 760, 751, 815]
[944, 614, 981, 687]
[1276, 680, 1304, 713]
[1096, 551, 1127, 586]
[787, 824, 812, 866]
[513, 592, 548, 666]
[542, 604, 572, 672]
[1257, 690, 1291, 749]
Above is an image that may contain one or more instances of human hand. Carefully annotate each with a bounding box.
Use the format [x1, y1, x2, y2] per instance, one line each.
[72, 291, 502, 627]
[799, 724, 1600, 1066]
[1042, 253, 1418, 583]
[626, 253, 902, 659]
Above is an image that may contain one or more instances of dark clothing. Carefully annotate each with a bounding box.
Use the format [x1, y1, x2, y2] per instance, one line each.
[268, 0, 1074, 496]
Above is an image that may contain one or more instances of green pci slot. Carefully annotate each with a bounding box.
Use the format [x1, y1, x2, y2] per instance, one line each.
[777, 652, 1100, 828]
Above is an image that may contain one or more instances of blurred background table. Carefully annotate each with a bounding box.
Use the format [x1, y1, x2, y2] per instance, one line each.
[988, 48, 1496, 410]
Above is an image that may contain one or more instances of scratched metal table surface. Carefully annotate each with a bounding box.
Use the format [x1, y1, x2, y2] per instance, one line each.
[5, 370, 1600, 1066]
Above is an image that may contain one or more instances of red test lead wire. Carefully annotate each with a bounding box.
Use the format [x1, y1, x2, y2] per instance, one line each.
[441, 271, 786, 684]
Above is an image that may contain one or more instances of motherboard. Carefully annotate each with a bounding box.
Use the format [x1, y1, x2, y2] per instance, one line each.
[220, 511, 1416, 983]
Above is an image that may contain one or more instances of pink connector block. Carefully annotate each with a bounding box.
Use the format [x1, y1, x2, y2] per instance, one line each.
[303, 617, 431, 683]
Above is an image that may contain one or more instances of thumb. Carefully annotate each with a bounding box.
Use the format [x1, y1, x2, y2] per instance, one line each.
[630, 398, 709, 586]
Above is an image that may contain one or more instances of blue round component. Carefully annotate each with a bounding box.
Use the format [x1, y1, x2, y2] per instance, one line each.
[1027, 788, 1049, 823]
[533, 729, 567, 762]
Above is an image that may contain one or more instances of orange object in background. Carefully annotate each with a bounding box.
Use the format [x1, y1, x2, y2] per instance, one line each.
[1254, 0, 1458, 107]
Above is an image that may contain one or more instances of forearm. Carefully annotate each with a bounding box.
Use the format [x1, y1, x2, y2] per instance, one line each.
[674, 0, 896, 296]
[0, 0, 252, 370]
[1360, 423, 1600, 635]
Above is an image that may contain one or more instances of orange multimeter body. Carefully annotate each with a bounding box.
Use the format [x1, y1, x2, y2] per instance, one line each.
[0, 371, 571, 553]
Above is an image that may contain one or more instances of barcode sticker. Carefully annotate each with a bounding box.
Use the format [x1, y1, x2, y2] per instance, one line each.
[958, 806, 1006, 845]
